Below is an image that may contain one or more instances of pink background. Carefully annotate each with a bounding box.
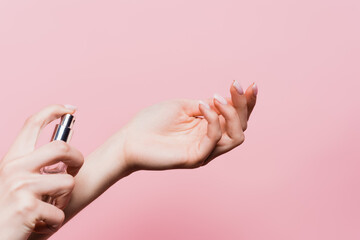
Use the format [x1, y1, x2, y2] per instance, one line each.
[1, 0, 359, 239]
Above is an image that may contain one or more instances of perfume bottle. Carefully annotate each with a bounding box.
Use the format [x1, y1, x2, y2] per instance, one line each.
[41, 114, 75, 174]
[41, 114, 75, 205]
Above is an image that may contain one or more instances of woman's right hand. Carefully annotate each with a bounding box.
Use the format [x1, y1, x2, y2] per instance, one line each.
[0, 105, 84, 240]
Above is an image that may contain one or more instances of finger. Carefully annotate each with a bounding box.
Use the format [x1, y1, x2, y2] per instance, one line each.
[181, 99, 204, 117]
[230, 80, 248, 131]
[6, 104, 77, 160]
[19, 141, 84, 177]
[213, 94, 244, 143]
[182, 98, 223, 117]
[33, 200, 65, 234]
[244, 83, 258, 120]
[31, 174, 74, 211]
[196, 101, 222, 166]
[30, 174, 74, 204]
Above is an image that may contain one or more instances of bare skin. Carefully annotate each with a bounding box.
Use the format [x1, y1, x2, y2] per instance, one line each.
[28, 81, 258, 240]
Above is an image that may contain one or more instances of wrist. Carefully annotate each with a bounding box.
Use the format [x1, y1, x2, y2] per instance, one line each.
[98, 128, 136, 180]
[61, 128, 135, 222]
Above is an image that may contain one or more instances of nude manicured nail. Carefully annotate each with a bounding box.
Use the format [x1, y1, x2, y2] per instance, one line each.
[233, 80, 244, 95]
[252, 83, 258, 97]
[64, 104, 78, 111]
[199, 100, 210, 110]
[213, 94, 227, 105]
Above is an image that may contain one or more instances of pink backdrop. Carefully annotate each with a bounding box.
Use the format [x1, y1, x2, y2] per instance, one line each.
[1, 0, 359, 239]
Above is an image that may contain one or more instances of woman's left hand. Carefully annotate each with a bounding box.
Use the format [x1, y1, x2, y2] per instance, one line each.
[117, 81, 258, 171]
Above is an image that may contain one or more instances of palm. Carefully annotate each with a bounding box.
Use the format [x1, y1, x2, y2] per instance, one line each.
[123, 100, 217, 170]
[122, 81, 257, 171]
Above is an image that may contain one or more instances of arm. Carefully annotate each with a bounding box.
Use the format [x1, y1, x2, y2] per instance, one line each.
[62, 131, 129, 221]
[29, 81, 258, 239]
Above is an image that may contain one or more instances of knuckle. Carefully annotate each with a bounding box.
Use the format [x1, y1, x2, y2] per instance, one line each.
[62, 174, 75, 190]
[24, 114, 42, 128]
[56, 209, 65, 224]
[53, 141, 71, 156]
[180, 156, 200, 169]
[185, 153, 207, 169]
[9, 178, 32, 193]
[194, 159, 205, 168]
[0, 161, 17, 177]
[242, 122, 248, 131]
[229, 106, 238, 115]
[178, 157, 191, 168]
[48, 104, 66, 115]
[185, 159, 202, 169]
[238, 100, 247, 109]
[214, 131, 222, 142]
[208, 113, 218, 123]
[236, 133, 245, 145]
[47, 208, 65, 232]
[16, 197, 38, 215]
[77, 152, 85, 167]
[51, 104, 65, 110]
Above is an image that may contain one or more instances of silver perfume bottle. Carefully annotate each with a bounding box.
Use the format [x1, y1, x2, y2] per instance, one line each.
[41, 114, 76, 204]
[42, 114, 75, 174]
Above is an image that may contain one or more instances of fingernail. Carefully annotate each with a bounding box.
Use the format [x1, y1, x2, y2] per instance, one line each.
[252, 83, 258, 97]
[199, 100, 210, 110]
[64, 104, 77, 111]
[233, 80, 244, 95]
[50, 224, 60, 229]
[213, 94, 227, 105]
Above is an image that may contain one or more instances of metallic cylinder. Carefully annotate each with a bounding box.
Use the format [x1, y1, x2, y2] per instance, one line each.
[51, 114, 75, 142]
[42, 114, 75, 174]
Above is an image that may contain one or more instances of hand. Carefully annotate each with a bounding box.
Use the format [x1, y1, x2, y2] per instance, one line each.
[26, 81, 257, 240]
[120, 81, 257, 171]
[0, 105, 84, 240]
